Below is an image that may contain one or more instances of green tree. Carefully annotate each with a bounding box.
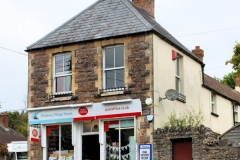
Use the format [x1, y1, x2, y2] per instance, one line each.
[226, 42, 240, 77]
[220, 72, 236, 89]
[6, 111, 28, 137]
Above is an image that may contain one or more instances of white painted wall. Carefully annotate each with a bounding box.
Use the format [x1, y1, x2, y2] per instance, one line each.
[152, 34, 235, 134]
[201, 88, 234, 134]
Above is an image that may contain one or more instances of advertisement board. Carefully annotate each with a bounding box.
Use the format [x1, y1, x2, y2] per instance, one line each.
[139, 144, 152, 160]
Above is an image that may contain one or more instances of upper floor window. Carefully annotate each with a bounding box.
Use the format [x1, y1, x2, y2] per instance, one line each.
[175, 55, 181, 93]
[54, 53, 72, 94]
[103, 45, 124, 90]
[234, 104, 238, 124]
[211, 93, 216, 113]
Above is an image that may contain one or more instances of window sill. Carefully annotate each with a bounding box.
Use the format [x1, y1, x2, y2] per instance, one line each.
[94, 87, 131, 98]
[97, 91, 125, 97]
[177, 93, 186, 103]
[211, 112, 219, 117]
[46, 96, 78, 102]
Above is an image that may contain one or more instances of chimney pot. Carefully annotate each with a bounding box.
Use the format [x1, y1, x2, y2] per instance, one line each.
[196, 46, 200, 49]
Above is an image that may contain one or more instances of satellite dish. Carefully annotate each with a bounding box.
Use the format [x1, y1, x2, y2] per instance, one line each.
[165, 89, 179, 101]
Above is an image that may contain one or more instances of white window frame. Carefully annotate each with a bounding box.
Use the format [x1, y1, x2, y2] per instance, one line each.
[103, 45, 124, 90]
[53, 53, 72, 94]
[234, 104, 238, 124]
[211, 93, 216, 113]
[175, 55, 181, 93]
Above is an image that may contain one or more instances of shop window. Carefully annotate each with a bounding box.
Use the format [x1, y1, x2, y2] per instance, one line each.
[105, 119, 136, 160]
[47, 125, 73, 160]
[54, 53, 72, 94]
[103, 45, 124, 91]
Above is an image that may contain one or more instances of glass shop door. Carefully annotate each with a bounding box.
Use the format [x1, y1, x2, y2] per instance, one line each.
[82, 120, 100, 160]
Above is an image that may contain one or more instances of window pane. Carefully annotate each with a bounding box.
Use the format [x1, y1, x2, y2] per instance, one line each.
[212, 104, 215, 113]
[47, 125, 59, 158]
[120, 128, 134, 160]
[61, 125, 73, 154]
[176, 77, 180, 92]
[56, 76, 72, 93]
[105, 48, 114, 68]
[116, 69, 124, 87]
[120, 119, 134, 128]
[55, 55, 64, 74]
[65, 76, 72, 92]
[211, 94, 214, 102]
[56, 77, 64, 92]
[106, 126, 119, 159]
[115, 46, 124, 67]
[64, 54, 72, 73]
[235, 113, 238, 122]
[83, 123, 91, 132]
[176, 57, 180, 76]
[106, 70, 115, 88]
[92, 121, 99, 132]
[17, 152, 27, 159]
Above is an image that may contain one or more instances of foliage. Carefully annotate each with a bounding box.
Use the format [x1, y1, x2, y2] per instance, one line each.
[220, 72, 236, 89]
[226, 42, 240, 77]
[213, 76, 221, 82]
[214, 72, 236, 89]
[164, 108, 205, 128]
[6, 111, 28, 137]
[0, 142, 9, 158]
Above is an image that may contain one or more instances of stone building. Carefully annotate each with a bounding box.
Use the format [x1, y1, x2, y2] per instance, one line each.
[26, 0, 240, 159]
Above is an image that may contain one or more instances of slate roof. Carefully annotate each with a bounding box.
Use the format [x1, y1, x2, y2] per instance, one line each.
[0, 123, 27, 144]
[26, 0, 202, 64]
[203, 74, 240, 105]
[220, 122, 240, 140]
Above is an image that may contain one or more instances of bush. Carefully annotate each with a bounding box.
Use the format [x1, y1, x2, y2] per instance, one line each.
[164, 108, 205, 127]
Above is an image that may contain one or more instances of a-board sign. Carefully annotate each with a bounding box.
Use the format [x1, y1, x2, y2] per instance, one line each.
[139, 144, 152, 160]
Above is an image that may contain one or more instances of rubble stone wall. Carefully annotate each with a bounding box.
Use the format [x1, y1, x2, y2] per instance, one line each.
[152, 125, 240, 160]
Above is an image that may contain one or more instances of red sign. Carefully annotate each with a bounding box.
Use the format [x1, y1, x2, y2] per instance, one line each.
[78, 107, 88, 115]
[32, 129, 38, 137]
[30, 126, 39, 142]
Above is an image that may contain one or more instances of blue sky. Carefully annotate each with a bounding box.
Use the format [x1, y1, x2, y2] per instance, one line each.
[0, 0, 240, 111]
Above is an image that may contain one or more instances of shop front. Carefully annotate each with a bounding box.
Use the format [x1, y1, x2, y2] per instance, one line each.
[27, 99, 142, 160]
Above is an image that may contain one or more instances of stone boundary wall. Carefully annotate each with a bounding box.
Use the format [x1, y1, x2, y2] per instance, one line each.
[152, 125, 240, 160]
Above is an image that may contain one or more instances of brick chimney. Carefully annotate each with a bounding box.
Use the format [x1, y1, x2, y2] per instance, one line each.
[236, 77, 240, 92]
[132, 0, 155, 18]
[0, 113, 8, 128]
[192, 46, 204, 61]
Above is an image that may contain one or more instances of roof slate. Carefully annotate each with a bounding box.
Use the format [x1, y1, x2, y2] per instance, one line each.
[203, 74, 240, 105]
[0, 123, 27, 144]
[26, 0, 201, 62]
